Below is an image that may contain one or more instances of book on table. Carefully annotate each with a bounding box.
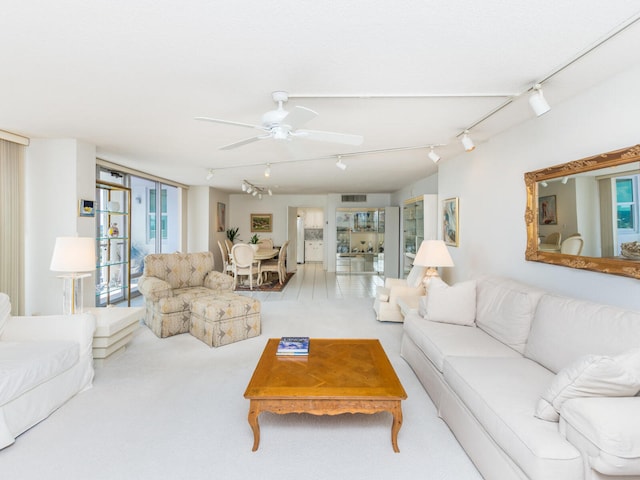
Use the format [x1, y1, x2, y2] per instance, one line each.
[276, 336, 310, 355]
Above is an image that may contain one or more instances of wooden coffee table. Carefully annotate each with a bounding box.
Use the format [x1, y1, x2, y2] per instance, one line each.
[243, 338, 407, 452]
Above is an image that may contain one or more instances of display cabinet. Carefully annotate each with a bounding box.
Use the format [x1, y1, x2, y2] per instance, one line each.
[95, 181, 131, 306]
[403, 195, 437, 276]
[335, 207, 398, 275]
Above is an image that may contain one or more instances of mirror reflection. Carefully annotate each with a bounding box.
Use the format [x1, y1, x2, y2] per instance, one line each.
[536, 162, 640, 258]
[525, 144, 640, 279]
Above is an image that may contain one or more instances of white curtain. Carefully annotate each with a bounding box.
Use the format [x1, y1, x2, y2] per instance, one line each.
[0, 139, 25, 314]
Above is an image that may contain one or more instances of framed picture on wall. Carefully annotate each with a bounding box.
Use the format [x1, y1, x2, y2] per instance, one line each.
[217, 202, 226, 232]
[442, 197, 459, 247]
[251, 213, 272, 233]
[538, 195, 557, 225]
[79, 199, 95, 217]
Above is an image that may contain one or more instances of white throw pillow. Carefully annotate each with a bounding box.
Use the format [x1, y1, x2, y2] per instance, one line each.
[406, 265, 426, 288]
[535, 349, 640, 422]
[423, 280, 477, 326]
[0, 292, 11, 336]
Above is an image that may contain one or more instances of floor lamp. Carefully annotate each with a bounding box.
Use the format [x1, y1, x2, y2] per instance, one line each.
[50, 236, 96, 315]
[412, 240, 454, 288]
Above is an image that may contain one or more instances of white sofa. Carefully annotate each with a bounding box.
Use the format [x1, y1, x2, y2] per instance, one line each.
[400, 276, 640, 480]
[0, 293, 96, 449]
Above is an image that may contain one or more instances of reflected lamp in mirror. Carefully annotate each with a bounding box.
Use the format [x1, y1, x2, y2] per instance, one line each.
[413, 240, 454, 286]
[524, 143, 640, 279]
[50, 236, 96, 315]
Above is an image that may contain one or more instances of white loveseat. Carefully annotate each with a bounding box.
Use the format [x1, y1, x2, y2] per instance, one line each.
[401, 276, 640, 480]
[0, 293, 96, 449]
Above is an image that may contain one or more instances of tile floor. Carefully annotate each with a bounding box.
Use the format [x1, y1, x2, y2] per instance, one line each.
[128, 262, 385, 306]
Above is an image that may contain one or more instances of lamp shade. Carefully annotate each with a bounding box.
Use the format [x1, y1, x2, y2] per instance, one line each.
[413, 240, 454, 268]
[50, 237, 96, 272]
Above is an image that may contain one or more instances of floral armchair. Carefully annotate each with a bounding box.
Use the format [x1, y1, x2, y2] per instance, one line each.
[138, 252, 234, 338]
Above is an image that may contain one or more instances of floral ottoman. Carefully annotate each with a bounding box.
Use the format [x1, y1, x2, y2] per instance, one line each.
[189, 293, 261, 347]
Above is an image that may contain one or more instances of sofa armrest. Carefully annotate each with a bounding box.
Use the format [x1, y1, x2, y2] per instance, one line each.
[387, 285, 424, 302]
[204, 271, 234, 291]
[560, 397, 640, 476]
[1, 313, 96, 356]
[138, 276, 173, 301]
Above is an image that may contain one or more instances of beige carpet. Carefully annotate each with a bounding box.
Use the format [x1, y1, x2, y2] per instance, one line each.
[0, 298, 481, 480]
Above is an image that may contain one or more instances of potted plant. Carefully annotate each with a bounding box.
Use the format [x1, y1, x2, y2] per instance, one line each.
[249, 233, 260, 252]
[226, 227, 240, 243]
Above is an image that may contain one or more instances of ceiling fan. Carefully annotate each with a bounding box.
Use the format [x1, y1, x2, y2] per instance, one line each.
[195, 91, 364, 150]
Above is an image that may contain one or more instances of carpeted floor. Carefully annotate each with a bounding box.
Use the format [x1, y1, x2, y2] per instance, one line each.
[0, 298, 481, 480]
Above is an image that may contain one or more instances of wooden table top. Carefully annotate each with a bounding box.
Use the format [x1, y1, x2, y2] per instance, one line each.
[244, 338, 407, 400]
[253, 248, 278, 261]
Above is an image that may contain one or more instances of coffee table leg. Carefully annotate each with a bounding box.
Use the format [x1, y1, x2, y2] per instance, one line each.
[391, 403, 403, 453]
[248, 401, 261, 451]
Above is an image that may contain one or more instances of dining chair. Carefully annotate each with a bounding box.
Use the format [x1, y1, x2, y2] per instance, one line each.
[218, 240, 233, 276]
[560, 236, 584, 255]
[259, 240, 288, 284]
[231, 243, 259, 290]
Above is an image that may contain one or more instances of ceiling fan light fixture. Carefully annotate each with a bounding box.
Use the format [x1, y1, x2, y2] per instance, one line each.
[461, 131, 475, 152]
[428, 147, 441, 163]
[529, 84, 551, 117]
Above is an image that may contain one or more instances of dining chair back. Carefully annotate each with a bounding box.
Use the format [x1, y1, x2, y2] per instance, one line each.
[231, 243, 258, 290]
[561, 236, 584, 255]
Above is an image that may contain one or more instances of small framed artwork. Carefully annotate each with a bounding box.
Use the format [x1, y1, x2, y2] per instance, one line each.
[79, 199, 95, 217]
[538, 195, 557, 225]
[217, 202, 226, 232]
[442, 197, 459, 247]
[251, 213, 273, 233]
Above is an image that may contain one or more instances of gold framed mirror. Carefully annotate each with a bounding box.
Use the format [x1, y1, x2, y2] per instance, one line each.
[524, 144, 640, 279]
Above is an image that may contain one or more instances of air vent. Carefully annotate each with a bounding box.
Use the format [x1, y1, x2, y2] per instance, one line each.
[341, 194, 367, 203]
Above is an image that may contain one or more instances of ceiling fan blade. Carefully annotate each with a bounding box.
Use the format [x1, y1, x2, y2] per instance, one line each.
[294, 129, 364, 146]
[282, 106, 317, 129]
[219, 135, 267, 150]
[195, 116, 264, 130]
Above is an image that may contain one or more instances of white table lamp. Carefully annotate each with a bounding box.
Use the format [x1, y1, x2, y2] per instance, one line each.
[50, 236, 96, 314]
[413, 240, 454, 286]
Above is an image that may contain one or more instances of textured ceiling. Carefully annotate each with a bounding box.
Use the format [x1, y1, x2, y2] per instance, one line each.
[1, 1, 640, 194]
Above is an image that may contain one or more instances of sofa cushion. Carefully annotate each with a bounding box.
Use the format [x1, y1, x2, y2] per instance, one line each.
[376, 286, 390, 302]
[403, 313, 521, 373]
[475, 276, 544, 354]
[535, 349, 640, 422]
[443, 356, 583, 479]
[423, 279, 476, 326]
[0, 293, 10, 337]
[0, 341, 79, 405]
[525, 294, 640, 374]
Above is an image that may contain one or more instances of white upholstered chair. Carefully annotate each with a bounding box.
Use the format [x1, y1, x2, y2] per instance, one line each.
[231, 243, 259, 290]
[561, 236, 584, 255]
[373, 265, 426, 322]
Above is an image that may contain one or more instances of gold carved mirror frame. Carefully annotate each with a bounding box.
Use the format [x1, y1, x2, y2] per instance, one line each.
[524, 144, 640, 279]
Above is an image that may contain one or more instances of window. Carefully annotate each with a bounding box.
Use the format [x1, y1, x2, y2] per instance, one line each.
[616, 176, 638, 232]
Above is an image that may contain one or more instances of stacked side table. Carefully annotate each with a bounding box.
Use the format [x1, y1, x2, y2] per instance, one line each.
[86, 306, 144, 366]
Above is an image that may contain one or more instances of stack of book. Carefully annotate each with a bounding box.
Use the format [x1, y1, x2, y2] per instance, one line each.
[276, 336, 310, 356]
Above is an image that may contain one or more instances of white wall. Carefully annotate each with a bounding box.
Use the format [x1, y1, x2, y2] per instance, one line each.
[437, 63, 640, 311]
[25, 139, 96, 315]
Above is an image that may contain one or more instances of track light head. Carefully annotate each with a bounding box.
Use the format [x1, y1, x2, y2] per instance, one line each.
[461, 131, 475, 152]
[336, 157, 347, 170]
[268, 189, 273, 196]
[561, 176, 569, 184]
[529, 84, 551, 117]
[246, 185, 252, 194]
[540, 181, 548, 187]
[264, 163, 271, 177]
[241, 182, 247, 192]
[252, 190, 258, 196]
[206, 169, 214, 181]
[428, 147, 441, 163]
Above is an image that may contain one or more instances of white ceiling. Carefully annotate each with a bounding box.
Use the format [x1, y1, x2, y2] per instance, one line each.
[2, 1, 640, 194]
